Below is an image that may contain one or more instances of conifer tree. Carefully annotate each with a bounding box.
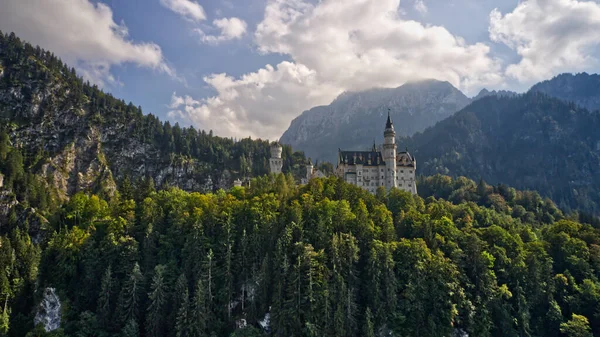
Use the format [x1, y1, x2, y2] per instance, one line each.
[97, 265, 113, 327]
[175, 279, 190, 337]
[118, 263, 144, 327]
[363, 307, 376, 337]
[191, 279, 208, 337]
[146, 265, 167, 337]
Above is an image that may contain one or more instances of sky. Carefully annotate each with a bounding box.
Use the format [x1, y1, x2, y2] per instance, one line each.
[1, 0, 600, 140]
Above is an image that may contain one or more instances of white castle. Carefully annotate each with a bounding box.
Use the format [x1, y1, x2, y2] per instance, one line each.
[269, 142, 283, 174]
[269, 112, 416, 195]
[335, 112, 417, 195]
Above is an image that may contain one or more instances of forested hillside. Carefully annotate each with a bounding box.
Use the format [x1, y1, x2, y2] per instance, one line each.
[530, 73, 600, 112]
[3, 166, 600, 336]
[0, 31, 308, 201]
[405, 92, 600, 215]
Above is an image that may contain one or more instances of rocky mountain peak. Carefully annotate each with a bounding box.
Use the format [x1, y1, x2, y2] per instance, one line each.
[280, 79, 471, 162]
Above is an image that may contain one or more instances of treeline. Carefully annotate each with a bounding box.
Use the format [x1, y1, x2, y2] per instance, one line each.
[0, 31, 308, 187]
[1, 173, 600, 337]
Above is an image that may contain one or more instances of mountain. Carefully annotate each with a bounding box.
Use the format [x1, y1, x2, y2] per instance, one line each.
[405, 91, 600, 214]
[0, 31, 307, 208]
[530, 72, 600, 111]
[472, 88, 518, 100]
[280, 79, 471, 162]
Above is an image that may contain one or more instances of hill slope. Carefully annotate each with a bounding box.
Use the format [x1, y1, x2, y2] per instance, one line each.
[530, 72, 600, 111]
[0, 31, 307, 202]
[280, 79, 471, 162]
[406, 92, 600, 213]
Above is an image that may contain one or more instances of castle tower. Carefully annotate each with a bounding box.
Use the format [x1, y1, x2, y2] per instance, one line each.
[269, 142, 283, 174]
[306, 158, 314, 182]
[383, 109, 397, 190]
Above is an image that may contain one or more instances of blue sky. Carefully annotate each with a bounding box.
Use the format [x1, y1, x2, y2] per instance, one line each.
[2, 0, 600, 140]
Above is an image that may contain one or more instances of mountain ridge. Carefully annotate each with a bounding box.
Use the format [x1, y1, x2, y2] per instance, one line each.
[280, 79, 472, 162]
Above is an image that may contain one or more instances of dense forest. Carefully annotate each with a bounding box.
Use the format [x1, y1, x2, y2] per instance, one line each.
[3, 124, 600, 336]
[405, 92, 600, 215]
[2, 30, 600, 337]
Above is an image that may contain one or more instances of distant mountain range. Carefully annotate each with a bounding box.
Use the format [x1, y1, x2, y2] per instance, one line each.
[280, 79, 472, 162]
[401, 72, 600, 214]
[280, 79, 524, 163]
[281, 72, 600, 214]
[530, 72, 600, 112]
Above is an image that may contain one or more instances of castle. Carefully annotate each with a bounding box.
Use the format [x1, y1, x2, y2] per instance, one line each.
[269, 142, 283, 174]
[335, 112, 417, 195]
[268, 112, 416, 195]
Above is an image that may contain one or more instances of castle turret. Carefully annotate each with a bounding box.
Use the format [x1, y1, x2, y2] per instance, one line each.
[306, 158, 314, 182]
[269, 142, 283, 174]
[383, 109, 397, 190]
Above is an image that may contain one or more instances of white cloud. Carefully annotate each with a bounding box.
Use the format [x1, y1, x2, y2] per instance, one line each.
[490, 0, 600, 83]
[172, 0, 503, 139]
[160, 0, 207, 22]
[414, 0, 428, 14]
[197, 17, 248, 44]
[0, 0, 174, 87]
[168, 62, 341, 138]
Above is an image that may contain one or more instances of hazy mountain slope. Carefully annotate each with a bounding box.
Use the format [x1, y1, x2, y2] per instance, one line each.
[530, 72, 600, 111]
[405, 92, 600, 214]
[280, 79, 471, 162]
[473, 88, 518, 100]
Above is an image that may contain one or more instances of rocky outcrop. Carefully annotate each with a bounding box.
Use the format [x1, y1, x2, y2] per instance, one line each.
[280, 79, 471, 162]
[34, 288, 61, 332]
[473, 88, 518, 100]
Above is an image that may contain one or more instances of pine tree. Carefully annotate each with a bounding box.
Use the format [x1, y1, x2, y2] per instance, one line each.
[97, 265, 113, 327]
[146, 265, 167, 337]
[120, 319, 139, 337]
[363, 307, 375, 337]
[118, 263, 144, 327]
[175, 279, 190, 337]
[191, 279, 208, 337]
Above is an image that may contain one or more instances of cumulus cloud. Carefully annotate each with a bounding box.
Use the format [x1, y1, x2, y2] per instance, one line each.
[171, 0, 503, 139]
[168, 62, 340, 138]
[197, 17, 248, 44]
[0, 0, 173, 87]
[160, 0, 206, 22]
[490, 0, 600, 83]
[414, 0, 428, 14]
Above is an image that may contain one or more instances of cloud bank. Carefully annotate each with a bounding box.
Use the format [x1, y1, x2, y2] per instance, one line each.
[170, 0, 504, 139]
[490, 0, 600, 83]
[0, 0, 174, 87]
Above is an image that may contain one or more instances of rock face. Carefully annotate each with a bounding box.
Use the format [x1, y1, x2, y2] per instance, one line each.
[34, 288, 61, 332]
[280, 79, 471, 162]
[530, 72, 600, 111]
[473, 88, 518, 100]
[0, 35, 284, 202]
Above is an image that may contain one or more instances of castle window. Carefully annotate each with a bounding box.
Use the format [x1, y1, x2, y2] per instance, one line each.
[401, 170, 404, 173]
[409, 170, 413, 173]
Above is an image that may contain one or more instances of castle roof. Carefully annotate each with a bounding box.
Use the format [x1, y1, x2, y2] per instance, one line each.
[338, 150, 384, 166]
[385, 111, 393, 129]
[397, 150, 416, 167]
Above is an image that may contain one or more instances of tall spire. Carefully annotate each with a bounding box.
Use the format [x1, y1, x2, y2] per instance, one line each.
[385, 108, 393, 129]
